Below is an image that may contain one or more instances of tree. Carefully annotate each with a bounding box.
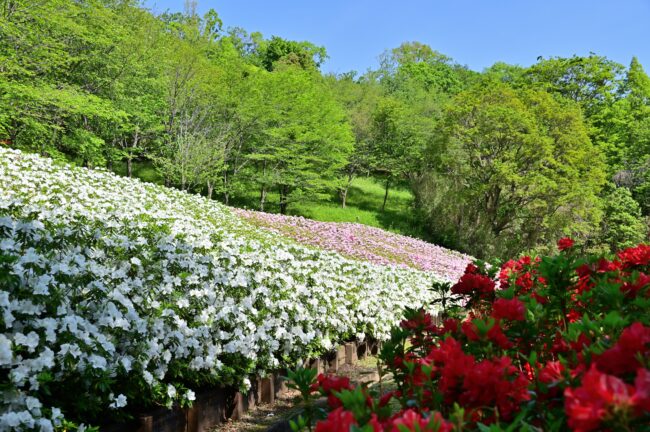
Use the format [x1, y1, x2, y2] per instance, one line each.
[257, 36, 327, 71]
[590, 186, 647, 252]
[250, 65, 353, 213]
[619, 58, 650, 213]
[327, 73, 382, 207]
[415, 81, 607, 258]
[379, 42, 468, 96]
[525, 55, 627, 169]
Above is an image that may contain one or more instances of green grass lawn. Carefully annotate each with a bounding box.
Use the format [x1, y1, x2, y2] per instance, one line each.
[290, 177, 423, 237]
[111, 160, 163, 185]
[112, 161, 424, 239]
[230, 176, 423, 238]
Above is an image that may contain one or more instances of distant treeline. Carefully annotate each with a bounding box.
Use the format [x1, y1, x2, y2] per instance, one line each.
[1, 0, 649, 258]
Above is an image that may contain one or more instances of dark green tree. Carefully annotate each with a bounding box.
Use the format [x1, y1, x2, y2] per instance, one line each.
[415, 81, 607, 258]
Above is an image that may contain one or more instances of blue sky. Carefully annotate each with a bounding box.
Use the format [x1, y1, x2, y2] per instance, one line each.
[143, 0, 650, 74]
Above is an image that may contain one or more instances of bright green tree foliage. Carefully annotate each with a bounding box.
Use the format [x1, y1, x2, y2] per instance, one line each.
[250, 65, 353, 213]
[591, 187, 647, 252]
[415, 82, 607, 258]
[1, 1, 648, 255]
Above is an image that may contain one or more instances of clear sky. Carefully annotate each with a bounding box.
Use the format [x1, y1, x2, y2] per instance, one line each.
[143, 0, 650, 74]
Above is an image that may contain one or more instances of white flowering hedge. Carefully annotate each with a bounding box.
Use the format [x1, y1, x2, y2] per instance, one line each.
[0, 148, 443, 431]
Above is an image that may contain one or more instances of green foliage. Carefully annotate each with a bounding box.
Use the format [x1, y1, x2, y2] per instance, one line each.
[249, 65, 354, 213]
[259, 36, 327, 71]
[415, 82, 607, 258]
[590, 186, 647, 252]
[1, 1, 649, 255]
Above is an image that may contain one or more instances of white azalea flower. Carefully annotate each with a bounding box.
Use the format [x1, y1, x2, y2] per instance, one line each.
[0, 147, 445, 428]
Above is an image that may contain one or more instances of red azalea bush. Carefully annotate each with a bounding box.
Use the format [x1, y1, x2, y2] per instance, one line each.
[290, 239, 650, 431]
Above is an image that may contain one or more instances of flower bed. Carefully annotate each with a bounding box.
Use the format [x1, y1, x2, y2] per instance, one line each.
[0, 148, 444, 430]
[293, 239, 650, 431]
[235, 210, 471, 282]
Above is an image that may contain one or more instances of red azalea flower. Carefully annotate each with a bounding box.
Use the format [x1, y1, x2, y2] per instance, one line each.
[390, 409, 452, 432]
[367, 414, 383, 432]
[558, 237, 575, 251]
[595, 258, 622, 273]
[312, 374, 354, 408]
[379, 391, 395, 408]
[492, 297, 526, 321]
[462, 319, 512, 349]
[401, 309, 436, 331]
[460, 356, 531, 422]
[538, 361, 565, 385]
[569, 333, 592, 352]
[315, 407, 357, 432]
[519, 256, 532, 266]
[451, 272, 496, 297]
[427, 337, 475, 403]
[537, 361, 566, 401]
[530, 291, 548, 305]
[633, 368, 650, 412]
[465, 262, 479, 274]
[596, 322, 650, 376]
[515, 272, 534, 292]
[461, 320, 480, 342]
[566, 308, 582, 323]
[618, 244, 650, 268]
[499, 260, 518, 288]
[621, 272, 650, 298]
[434, 318, 460, 336]
[564, 365, 636, 432]
[487, 321, 514, 349]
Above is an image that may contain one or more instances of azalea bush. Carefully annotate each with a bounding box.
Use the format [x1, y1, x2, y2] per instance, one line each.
[235, 209, 471, 282]
[296, 239, 650, 431]
[0, 148, 445, 431]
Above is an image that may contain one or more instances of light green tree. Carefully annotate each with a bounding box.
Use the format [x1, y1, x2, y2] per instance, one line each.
[251, 65, 353, 213]
[416, 81, 607, 258]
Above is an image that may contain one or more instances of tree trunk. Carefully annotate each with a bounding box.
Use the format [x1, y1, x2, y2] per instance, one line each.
[223, 171, 229, 204]
[340, 187, 348, 208]
[381, 178, 391, 211]
[207, 181, 213, 200]
[260, 186, 267, 211]
[259, 160, 268, 211]
[340, 173, 354, 208]
[128, 130, 139, 178]
[279, 185, 288, 215]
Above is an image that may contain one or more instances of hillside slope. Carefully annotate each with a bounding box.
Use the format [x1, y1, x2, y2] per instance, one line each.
[236, 209, 471, 282]
[0, 148, 445, 429]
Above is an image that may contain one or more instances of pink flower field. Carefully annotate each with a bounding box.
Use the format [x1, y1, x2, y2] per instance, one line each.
[235, 209, 472, 281]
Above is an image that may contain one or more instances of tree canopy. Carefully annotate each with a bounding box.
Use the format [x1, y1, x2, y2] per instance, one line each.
[1, 0, 648, 257]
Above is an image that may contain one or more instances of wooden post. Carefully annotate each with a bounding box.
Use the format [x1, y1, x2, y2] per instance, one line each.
[336, 345, 346, 369]
[261, 375, 275, 404]
[274, 373, 288, 397]
[309, 358, 324, 374]
[230, 392, 244, 420]
[345, 343, 358, 365]
[357, 341, 368, 360]
[137, 415, 153, 432]
[186, 405, 198, 432]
